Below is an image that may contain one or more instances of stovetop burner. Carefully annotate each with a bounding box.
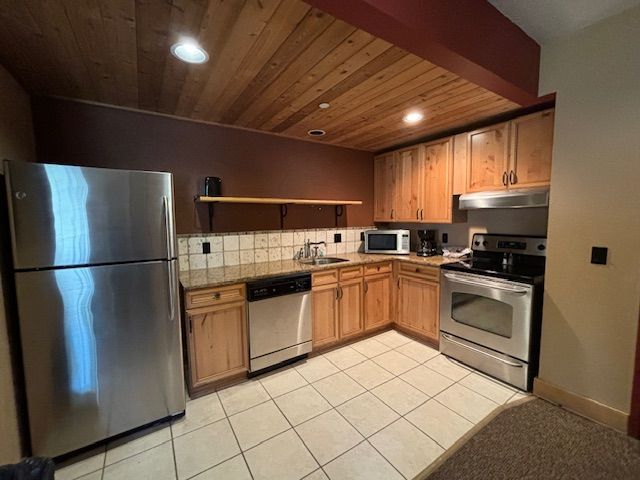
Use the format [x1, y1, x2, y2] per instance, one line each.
[441, 233, 546, 284]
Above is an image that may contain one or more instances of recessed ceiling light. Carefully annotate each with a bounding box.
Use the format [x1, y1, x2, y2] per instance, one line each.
[170, 40, 209, 64]
[307, 129, 326, 137]
[318, 102, 331, 109]
[403, 111, 424, 124]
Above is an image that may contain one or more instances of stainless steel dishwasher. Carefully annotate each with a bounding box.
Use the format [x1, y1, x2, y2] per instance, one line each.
[247, 273, 312, 372]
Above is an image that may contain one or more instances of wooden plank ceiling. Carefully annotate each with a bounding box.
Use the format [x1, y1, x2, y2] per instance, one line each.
[0, 0, 519, 151]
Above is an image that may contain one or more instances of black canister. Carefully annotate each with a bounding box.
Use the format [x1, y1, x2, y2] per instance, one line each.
[204, 176, 221, 197]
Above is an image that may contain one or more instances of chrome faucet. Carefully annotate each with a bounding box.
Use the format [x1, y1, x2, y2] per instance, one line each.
[304, 240, 326, 259]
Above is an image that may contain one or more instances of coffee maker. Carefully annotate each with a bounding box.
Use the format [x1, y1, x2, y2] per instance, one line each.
[416, 229, 438, 257]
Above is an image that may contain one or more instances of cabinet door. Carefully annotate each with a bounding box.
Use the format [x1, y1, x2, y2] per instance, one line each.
[374, 153, 396, 221]
[452, 133, 468, 195]
[422, 138, 453, 223]
[188, 301, 248, 388]
[395, 146, 423, 222]
[397, 276, 440, 341]
[312, 283, 339, 348]
[467, 122, 510, 192]
[509, 109, 554, 188]
[339, 278, 364, 340]
[364, 273, 392, 331]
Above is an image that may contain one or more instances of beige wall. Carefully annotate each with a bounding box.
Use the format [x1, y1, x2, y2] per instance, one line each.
[537, 7, 640, 413]
[0, 64, 35, 462]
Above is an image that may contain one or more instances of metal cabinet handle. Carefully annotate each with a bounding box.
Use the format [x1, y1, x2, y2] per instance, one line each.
[212, 292, 221, 300]
[397, 278, 401, 289]
[364, 281, 368, 293]
[390, 209, 394, 219]
[502, 171, 508, 186]
[509, 170, 517, 184]
[441, 333, 523, 368]
[416, 209, 420, 220]
[335, 287, 340, 300]
[420, 209, 424, 220]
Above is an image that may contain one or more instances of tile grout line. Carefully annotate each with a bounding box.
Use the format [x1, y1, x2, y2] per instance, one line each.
[216, 394, 255, 480]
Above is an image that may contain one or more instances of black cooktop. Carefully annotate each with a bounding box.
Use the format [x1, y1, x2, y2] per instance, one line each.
[441, 257, 545, 284]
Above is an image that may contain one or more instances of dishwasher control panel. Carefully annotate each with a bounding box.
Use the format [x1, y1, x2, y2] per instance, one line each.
[247, 273, 312, 301]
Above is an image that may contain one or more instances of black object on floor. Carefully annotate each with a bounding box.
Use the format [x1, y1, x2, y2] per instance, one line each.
[423, 399, 640, 480]
[0, 458, 54, 480]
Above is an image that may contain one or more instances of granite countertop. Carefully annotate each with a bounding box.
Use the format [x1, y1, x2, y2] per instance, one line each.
[179, 252, 462, 290]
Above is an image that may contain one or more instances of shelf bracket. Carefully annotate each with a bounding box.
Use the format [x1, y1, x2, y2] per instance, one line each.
[280, 204, 288, 229]
[335, 205, 344, 227]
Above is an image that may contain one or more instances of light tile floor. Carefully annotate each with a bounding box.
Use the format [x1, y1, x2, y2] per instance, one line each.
[55, 329, 529, 480]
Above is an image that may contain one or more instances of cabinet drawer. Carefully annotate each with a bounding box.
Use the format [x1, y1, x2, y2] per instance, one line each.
[186, 283, 246, 310]
[339, 265, 363, 281]
[398, 262, 439, 281]
[364, 262, 392, 276]
[312, 269, 338, 287]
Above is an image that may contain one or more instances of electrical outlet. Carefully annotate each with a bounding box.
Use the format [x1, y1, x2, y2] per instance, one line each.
[334, 233, 342, 243]
[591, 246, 607, 265]
[360, 232, 365, 241]
[442, 233, 448, 243]
[202, 242, 211, 254]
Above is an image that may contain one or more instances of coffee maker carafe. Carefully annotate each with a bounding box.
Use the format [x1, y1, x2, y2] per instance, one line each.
[416, 229, 438, 257]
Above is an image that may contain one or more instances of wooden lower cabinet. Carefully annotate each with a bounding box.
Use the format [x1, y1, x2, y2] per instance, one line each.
[397, 275, 440, 342]
[312, 283, 339, 348]
[339, 278, 364, 339]
[186, 299, 248, 390]
[364, 273, 392, 331]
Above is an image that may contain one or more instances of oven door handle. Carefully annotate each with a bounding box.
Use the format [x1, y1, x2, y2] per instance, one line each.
[443, 272, 530, 294]
[441, 333, 523, 368]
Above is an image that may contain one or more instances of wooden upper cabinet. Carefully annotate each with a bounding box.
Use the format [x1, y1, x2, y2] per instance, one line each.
[187, 300, 248, 389]
[452, 133, 468, 195]
[509, 109, 554, 188]
[394, 146, 423, 222]
[373, 153, 396, 222]
[312, 283, 339, 349]
[422, 138, 453, 223]
[364, 273, 392, 332]
[467, 122, 510, 192]
[339, 278, 364, 340]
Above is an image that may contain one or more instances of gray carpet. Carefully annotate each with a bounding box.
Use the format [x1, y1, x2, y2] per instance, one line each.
[423, 398, 640, 480]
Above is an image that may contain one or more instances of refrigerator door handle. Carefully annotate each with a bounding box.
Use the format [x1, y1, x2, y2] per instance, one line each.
[168, 260, 176, 322]
[162, 195, 172, 260]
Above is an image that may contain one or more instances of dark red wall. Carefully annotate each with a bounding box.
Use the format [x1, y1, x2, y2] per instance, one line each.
[32, 97, 374, 234]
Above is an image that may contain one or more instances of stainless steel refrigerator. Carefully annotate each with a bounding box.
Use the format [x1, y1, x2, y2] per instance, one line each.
[4, 160, 186, 458]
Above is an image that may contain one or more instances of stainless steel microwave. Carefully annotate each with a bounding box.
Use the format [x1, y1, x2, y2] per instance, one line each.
[364, 230, 410, 254]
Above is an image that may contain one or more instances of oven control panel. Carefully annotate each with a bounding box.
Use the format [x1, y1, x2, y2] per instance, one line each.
[472, 234, 547, 256]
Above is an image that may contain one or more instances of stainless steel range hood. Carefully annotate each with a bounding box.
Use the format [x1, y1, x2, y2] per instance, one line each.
[459, 188, 549, 210]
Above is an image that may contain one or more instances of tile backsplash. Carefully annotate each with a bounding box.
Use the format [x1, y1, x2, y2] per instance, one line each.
[178, 227, 376, 271]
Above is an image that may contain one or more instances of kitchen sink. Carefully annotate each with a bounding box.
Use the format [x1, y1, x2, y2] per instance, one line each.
[299, 257, 349, 265]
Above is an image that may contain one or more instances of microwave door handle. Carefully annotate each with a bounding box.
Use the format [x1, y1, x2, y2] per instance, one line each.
[441, 333, 523, 368]
[443, 272, 529, 294]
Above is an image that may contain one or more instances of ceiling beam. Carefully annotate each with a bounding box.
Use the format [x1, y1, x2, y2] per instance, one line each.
[304, 0, 543, 106]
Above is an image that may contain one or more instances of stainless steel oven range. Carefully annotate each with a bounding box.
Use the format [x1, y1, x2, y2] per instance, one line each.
[440, 234, 546, 390]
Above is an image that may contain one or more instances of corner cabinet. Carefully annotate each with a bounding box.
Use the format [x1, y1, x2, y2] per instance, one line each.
[184, 284, 248, 393]
[467, 109, 554, 192]
[374, 138, 456, 224]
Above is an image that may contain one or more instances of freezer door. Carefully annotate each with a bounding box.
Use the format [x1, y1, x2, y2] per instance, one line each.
[4, 161, 176, 269]
[15, 260, 185, 457]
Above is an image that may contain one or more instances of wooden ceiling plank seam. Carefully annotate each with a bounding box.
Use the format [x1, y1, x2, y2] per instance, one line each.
[284, 57, 439, 137]
[134, 0, 174, 111]
[313, 63, 452, 136]
[97, 0, 139, 107]
[360, 98, 517, 150]
[175, 0, 260, 117]
[186, 0, 298, 119]
[238, 20, 361, 129]
[60, 0, 122, 104]
[218, 7, 337, 125]
[259, 34, 391, 130]
[328, 78, 483, 142]
[274, 46, 413, 133]
[349, 90, 508, 147]
[156, 0, 210, 114]
[7, 1, 86, 97]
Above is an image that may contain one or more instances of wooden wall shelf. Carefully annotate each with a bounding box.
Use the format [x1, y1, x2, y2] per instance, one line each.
[194, 195, 362, 206]
[194, 196, 362, 231]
